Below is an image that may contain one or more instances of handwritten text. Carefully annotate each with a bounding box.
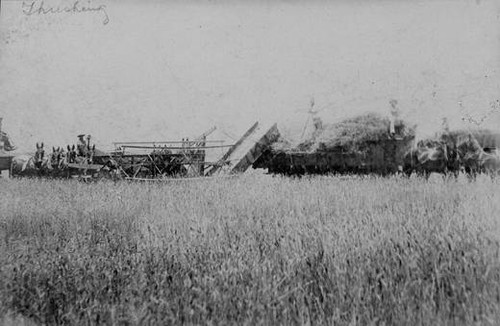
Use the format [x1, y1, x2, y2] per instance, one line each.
[22, 0, 109, 25]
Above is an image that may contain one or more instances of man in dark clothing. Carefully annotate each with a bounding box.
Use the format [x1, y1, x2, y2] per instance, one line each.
[77, 134, 87, 156]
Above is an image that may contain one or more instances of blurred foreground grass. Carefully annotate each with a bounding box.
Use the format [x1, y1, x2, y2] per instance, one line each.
[1, 173, 500, 325]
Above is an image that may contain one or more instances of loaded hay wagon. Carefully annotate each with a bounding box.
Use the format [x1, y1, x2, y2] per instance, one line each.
[253, 113, 416, 176]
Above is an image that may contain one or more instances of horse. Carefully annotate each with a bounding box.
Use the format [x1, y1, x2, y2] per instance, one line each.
[66, 144, 95, 164]
[455, 134, 484, 179]
[10, 142, 47, 177]
[65, 144, 96, 178]
[403, 139, 450, 178]
[479, 149, 500, 176]
[47, 147, 68, 177]
[66, 145, 77, 164]
[439, 133, 461, 176]
[450, 133, 500, 179]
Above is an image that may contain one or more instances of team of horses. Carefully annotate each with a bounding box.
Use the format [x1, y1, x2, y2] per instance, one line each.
[10, 142, 96, 178]
[403, 133, 500, 178]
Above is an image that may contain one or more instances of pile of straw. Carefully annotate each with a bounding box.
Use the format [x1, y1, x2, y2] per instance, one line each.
[279, 112, 416, 153]
[316, 113, 415, 151]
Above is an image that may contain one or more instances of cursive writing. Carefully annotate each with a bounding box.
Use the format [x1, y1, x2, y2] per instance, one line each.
[22, 0, 109, 25]
[460, 100, 500, 126]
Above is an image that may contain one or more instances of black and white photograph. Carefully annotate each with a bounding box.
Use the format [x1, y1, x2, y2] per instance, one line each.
[1, 0, 500, 324]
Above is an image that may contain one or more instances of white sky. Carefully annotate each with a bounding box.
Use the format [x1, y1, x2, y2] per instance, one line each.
[1, 0, 499, 152]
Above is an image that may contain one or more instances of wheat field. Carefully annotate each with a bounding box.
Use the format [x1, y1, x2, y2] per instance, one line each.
[1, 173, 500, 325]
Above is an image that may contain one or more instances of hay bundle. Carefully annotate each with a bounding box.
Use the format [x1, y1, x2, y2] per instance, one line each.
[313, 112, 415, 152]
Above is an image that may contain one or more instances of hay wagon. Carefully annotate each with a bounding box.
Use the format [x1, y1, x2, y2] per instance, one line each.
[254, 136, 414, 176]
[253, 113, 416, 176]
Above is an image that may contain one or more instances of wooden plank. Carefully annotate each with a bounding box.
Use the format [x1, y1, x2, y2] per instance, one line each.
[113, 140, 225, 145]
[66, 163, 104, 171]
[205, 122, 259, 176]
[120, 144, 233, 150]
[111, 152, 182, 158]
[125, 174, 238, 182]
[194, 126, 217, 140]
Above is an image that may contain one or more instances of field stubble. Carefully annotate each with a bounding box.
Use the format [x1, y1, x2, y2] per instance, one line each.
[1, 173, 500, 325]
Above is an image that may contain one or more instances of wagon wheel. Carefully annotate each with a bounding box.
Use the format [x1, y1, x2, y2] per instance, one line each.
[147, 153, 165, 178]
[180, 149, 201, 177]
[103, 155, 129, 180]
[163, 155, 187, 177]
[132, 158, 152, 179]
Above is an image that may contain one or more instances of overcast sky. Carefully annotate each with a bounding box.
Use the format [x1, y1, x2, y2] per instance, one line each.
[1, 0, 499, 152]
